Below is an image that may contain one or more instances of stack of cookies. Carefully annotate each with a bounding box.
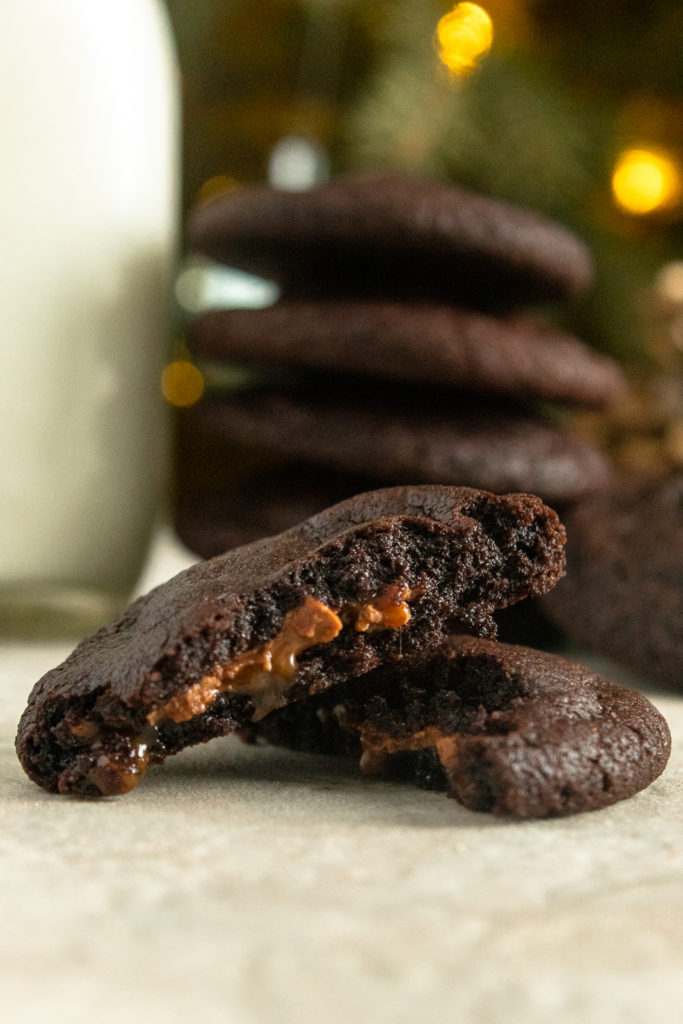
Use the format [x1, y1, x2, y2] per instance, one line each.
[176, 172, 626, 559]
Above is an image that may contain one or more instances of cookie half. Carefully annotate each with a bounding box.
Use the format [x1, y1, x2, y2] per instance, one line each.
[16, 486, 565, 797]
[187, 173, 594, 308]
[191, 301, 625, 408]
[246, 635, 671, 818]
[544, 473, 683, 690]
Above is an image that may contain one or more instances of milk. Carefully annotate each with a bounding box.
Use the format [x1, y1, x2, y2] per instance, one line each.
[0, 0, 179, 634]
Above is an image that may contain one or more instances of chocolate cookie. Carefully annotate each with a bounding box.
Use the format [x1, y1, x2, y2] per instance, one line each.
[174, 464, 374, 559]
[544, 473, 683, 690]
[190, 301, 625, 408]
[179, 383, 615, 507]
[187, 173, 594, 308]
[245, 635, 671, 818]
[16, 485, 566, 797]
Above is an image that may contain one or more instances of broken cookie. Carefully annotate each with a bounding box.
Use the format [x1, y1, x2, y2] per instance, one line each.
[16, 485, 565, 797]
[245, 635, 671, 818]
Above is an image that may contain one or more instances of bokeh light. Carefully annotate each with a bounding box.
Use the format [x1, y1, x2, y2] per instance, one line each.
[161, 359, 205, 408]
[611, 147, 683, 216]
[434, 3, 493, 77]
[268, 135, 330, 190]
[197, 175, 240, 205]
[655, 261, 683, 305]
[174, 257, 281, 315]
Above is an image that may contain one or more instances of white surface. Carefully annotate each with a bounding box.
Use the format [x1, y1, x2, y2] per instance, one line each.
[2, 531, 682, 1024]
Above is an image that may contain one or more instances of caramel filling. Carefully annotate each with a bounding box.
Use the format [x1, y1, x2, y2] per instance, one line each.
[358, 725, 447, 774]
[148, 586, 414, 727]
[433, 735, 461, 771]
[84, 742, 150, 796]
[68, 719, 102, 741]
[356, 725, 463, 779]
[352, 584, 412, 632]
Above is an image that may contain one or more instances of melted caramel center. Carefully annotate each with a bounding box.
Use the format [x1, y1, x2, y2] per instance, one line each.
[352, 584, 412, 632]
[148, 586, 414, 726]
[358, 725, 447, 775]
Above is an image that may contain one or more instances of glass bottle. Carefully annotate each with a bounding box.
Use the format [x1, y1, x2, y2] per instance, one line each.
[0, 0, 179, 636]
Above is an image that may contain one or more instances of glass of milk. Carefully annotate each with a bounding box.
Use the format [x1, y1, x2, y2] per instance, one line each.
[0, 0, 179, 636]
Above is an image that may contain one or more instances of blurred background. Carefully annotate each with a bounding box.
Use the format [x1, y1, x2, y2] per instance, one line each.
[163, 0, 683, 474]
[4, 1, 681, 636]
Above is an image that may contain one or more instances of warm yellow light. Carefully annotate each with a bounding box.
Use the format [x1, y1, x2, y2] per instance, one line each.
[655, 261, 683, 304]
[197, 174, 240, 205]
[612, 148, 682, 215]
[435, 3, 493, 77]
[161, 360, 205, 408]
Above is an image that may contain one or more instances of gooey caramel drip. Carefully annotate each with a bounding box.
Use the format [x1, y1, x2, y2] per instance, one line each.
[147, 586, 413, 727]
[84, 742, 150, 796]
[352, 585, 412, 632]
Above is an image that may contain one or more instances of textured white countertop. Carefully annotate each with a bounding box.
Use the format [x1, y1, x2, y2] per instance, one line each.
[2, 529, 682, 1024]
